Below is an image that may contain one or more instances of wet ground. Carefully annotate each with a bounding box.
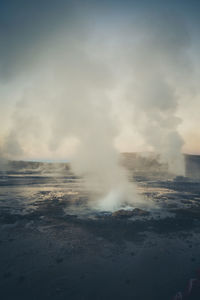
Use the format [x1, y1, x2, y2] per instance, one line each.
[1, 163, 200, 300]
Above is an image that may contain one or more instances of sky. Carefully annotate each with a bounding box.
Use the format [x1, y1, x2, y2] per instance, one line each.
[0, 0, 200, 164]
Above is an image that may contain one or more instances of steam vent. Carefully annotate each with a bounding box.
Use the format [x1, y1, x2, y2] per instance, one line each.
[185, 154, 200, 180]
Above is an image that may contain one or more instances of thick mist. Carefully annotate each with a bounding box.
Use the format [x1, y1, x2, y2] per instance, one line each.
[0, 2, 199, 209]
[123, 14, 191, 175]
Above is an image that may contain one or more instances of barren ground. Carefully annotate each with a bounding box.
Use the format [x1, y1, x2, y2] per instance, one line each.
[1, 163, 200, 300]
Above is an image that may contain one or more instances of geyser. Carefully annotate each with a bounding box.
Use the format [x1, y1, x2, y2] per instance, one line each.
[0, 3, 198, 210]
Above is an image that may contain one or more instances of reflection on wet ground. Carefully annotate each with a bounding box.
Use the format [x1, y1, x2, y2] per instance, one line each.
[1, 166, 200, 300]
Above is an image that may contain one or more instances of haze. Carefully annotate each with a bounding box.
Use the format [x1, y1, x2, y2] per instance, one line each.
[0, 0, 200, 170]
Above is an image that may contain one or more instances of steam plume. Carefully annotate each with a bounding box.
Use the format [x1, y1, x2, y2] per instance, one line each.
[0, 2, 199, 209]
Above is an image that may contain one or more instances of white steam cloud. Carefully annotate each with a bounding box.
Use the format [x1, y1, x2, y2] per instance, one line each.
[0, 6, 198, 209]
[122, 14, 191, 175]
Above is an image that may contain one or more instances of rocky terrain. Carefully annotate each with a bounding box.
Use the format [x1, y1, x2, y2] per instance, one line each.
[1, 156, 200, 299]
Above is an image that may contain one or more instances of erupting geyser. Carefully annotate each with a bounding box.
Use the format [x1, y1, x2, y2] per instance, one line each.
[0, 1, 198, 211]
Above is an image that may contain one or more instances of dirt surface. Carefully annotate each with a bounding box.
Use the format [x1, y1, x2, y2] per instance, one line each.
[1, 163, 200, 300]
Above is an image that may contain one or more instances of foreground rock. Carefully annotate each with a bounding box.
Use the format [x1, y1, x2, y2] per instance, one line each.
[112, 208, 150, 218]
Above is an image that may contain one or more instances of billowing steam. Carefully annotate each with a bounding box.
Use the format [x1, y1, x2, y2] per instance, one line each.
[0, 2, 198, 209]
[123, 14, 191, 175]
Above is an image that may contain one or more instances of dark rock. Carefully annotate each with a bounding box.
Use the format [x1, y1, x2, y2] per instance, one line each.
[56, 257, 64, 264]
[112, 208, 149, 218]
[18, 275, 25, 283]
[125, 279, 131, 284]
[80, 274, 85, 280]
[4, 272, 12, 278]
